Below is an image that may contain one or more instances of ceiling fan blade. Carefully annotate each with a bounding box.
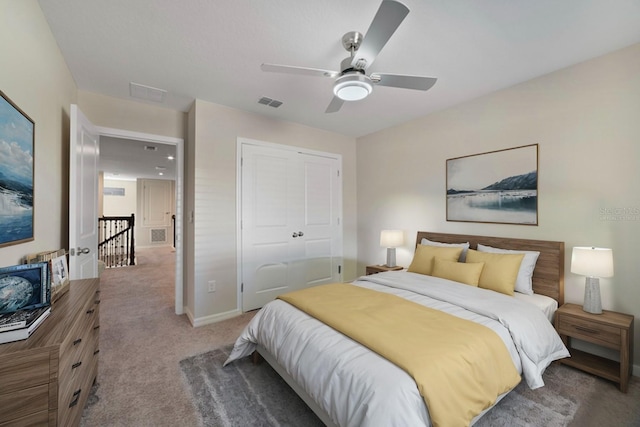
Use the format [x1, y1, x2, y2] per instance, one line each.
[325, 96, 344, 113]
[371, 73, 437, 91]
[261, 63, 339, 78]
[351, 0, 409, 70]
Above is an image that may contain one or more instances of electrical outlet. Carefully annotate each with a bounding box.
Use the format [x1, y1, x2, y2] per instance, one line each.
[208, 280, 216, 293]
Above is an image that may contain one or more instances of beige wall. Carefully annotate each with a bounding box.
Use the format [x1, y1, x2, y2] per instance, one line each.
[0, 0, 77, 265]
[77, 92, 186, 139]
[357, 43, 640, 371]
[103, 179, 137, 217]
[187, 100, 357, 322]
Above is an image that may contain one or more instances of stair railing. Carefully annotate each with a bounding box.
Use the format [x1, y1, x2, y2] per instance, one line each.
[98, 214, 136, 268]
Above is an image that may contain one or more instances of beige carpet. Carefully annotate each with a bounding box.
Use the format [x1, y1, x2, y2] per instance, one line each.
[81, 246, 639, 426]
[80, 247, 256, 426]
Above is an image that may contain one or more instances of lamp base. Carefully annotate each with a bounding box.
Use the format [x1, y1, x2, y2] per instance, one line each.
[583, 277, 602, 314]
[385, 248, 397, 268]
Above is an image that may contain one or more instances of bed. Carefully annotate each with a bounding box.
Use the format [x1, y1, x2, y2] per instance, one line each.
[225, 232, 569, 426]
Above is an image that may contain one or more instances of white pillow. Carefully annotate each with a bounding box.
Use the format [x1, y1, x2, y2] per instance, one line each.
[421, 238, 470, 262]
[477, 243, 540, 295]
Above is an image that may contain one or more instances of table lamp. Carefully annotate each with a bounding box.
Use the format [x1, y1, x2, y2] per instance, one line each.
[380, 230, 403, 268]
[571, 246, 613, 314]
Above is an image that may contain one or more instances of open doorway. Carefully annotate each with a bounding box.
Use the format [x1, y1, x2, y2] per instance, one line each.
[96, 127, 184, 315]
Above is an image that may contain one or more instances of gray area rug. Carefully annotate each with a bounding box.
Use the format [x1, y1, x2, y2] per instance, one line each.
[181, 346, 637, 427]
[180, 346, 324, 427]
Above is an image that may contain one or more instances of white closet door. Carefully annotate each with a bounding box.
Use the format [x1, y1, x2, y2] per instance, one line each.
[292, 153, 342, 291]
[241, 142, 342, 311]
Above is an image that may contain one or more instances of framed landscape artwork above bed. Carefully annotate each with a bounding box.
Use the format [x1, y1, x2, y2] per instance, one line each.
[446, 144, 538, 225]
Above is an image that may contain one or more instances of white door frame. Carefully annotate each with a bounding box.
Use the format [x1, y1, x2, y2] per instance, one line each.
[97, 126, 185, 315]
[236, 137, 343, 312]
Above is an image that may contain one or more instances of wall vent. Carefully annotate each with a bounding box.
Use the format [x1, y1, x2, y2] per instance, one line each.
[150, 228, 167, 243]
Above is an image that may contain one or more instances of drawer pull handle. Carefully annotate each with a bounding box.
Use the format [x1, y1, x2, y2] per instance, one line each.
[69, 389, 82, 408]
[86, 309, 95, 314]
[94, 325, 100, 330]
[94, 349, 100, 355]
[574, 325, 599, 334]
[72, 361, 82, 369]
[95, 299, 101, 304]
[73, 338, 82, 346]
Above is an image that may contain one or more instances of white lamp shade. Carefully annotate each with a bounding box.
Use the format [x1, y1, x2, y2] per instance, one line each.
[380, 230, 403, 248]
[571, 247, 614, 278]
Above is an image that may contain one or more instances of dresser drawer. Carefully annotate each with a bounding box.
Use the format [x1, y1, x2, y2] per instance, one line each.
[0, 349, 51, 394]
[0, 409, 49, 427]
[558, 315, 621, 348]
[0, 384, 49, 424]
[59, 385, 85, 427]
[0, 278, 100, 427]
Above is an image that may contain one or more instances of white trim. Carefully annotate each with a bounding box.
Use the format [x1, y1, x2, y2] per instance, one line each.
[96, 126, 185, 315]
[187, 308, 242, 327]
[96, 126, 182, 145]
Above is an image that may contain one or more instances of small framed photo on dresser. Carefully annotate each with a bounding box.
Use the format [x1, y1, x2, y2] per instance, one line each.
[51, 254, 70, 302]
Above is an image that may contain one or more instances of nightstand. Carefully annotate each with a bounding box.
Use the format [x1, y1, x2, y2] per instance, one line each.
[365, 265, 403, 275]
[555, 303, 634, 392]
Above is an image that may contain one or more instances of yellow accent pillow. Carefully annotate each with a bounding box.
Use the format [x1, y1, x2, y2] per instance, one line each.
[407, 245, 464, 276]
[432, 258, 484, 287]
[465, 249, 525, 295]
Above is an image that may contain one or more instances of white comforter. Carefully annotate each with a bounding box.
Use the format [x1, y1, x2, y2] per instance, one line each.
[225, 271, 569, 427]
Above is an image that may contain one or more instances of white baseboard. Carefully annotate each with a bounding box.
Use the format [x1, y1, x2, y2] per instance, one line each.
[186, 308, 242, 327]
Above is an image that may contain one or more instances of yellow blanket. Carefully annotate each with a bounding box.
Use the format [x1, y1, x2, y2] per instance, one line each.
[278, 283, 521, 427]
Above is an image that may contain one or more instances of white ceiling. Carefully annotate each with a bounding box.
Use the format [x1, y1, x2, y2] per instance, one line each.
[100, 137, 176, 181]
[39, 0, 640, 139]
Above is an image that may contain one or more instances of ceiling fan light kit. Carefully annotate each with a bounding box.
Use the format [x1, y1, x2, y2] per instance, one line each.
[333, 73, 373, 101]
[261, 0, 437, 112]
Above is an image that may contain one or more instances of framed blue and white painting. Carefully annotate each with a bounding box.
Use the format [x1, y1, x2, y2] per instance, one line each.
[446, 144, 538, 225]
[0, 91, 34, 247]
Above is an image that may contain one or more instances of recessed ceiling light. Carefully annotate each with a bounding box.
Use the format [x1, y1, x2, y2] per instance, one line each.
[167, 155, 174, 160]
[159, 172, 164, 176]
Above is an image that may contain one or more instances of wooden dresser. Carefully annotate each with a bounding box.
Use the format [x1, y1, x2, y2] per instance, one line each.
[0, 278, 100, 426]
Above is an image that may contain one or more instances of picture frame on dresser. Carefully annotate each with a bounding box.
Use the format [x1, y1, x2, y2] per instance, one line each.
[0, 262, 50, 315]
[0, 90, 35, 248]
[51, 253, 70, 300]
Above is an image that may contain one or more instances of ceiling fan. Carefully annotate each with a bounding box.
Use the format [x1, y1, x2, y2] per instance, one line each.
[261, 0, 437, 113]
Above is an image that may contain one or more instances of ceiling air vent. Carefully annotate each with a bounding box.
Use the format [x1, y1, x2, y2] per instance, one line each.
[144, 145, 157, 151]
[130, 82, 167, 103]
[258, 97, 283, 108]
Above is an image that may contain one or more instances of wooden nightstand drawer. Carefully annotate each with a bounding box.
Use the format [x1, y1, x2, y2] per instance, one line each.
[558, 316, 621, 348]
[555, 303, 634, 393]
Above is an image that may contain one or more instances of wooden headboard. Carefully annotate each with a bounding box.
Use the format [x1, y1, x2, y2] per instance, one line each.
[416, 232, 565, 305]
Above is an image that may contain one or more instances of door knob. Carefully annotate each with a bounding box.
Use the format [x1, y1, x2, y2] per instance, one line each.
[298, 231, 304, 237]
[77, 247, 91, 254]
[292, 232, 299, 238]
